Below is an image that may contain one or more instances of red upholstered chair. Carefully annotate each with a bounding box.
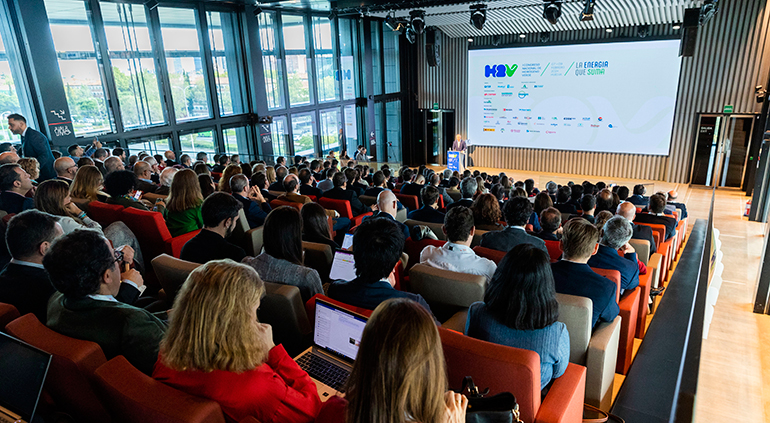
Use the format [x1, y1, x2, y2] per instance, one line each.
[404, 237, 445, 270]
[317, 197, 372, 227]
[5, 314, 111, 423]
[94, 356, 226, 423]
[87, 201, 125, 226]
[167, 230, 201, 258]
[544, 240, 563, 262]
[211, 172, 222, 182]
[305, 294, 373, 326]
[472, 245, 506, 264]
[270, 199, 303, 211]
[438, 195, 445, 209]
[591, 267, 639, 375]
[307, 195, 317, 202]
[439, 328, 585, 423]
[120, 208, 200, 261]
[394, 193, 419, 211]
[0, 302, 20, 331]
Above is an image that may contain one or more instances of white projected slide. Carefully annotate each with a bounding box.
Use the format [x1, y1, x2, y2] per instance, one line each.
[467, 40, 682, 156]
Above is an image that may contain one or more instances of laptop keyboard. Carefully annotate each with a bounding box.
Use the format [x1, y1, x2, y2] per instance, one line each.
[296, 353, 349, 392]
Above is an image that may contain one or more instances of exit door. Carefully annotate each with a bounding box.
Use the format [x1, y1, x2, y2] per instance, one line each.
[691, 114, 755, 189]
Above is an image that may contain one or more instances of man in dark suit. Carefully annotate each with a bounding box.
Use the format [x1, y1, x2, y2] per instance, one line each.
[91, 148, 109, 175]
[535, 207, 561, 242]
[552, 218, 619, 328]
[617, 202, 656, 254]
[298, 168, 322, 198]
[553, 185, 577, 214]
[633, 193, 677, 241]
[230, 174, 268, 228]
[328, 217, 433, 316]
[132, 161, 165, 201]
[53, 157, 78, 185]
[364, 170, 387, 197]
[573, 195, 596, 224]
[363, 190, 409, 240]
[399, 174, 425, 202]
[667, 190, 688, 219]
[322, 171, 368, 216]
[7, 114, 55, 181]
[211, 155, 228, 173]
[268, 165, 288, 192]
[407, 185, 445, 224]
[44, 230, 167, 375]
[181, 193, 247, 264]
[446, 177, 476, 211]
[626, 184, 649, 206]
[587, 216, 639, 293]
[0, 163, 34, 214]
[480, 196, 549, 255]
[163, 150, 177, 167]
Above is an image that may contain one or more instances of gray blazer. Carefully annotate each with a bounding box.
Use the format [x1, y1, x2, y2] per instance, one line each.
[479, 226, 549, 256]
[242, 253, 323, 303]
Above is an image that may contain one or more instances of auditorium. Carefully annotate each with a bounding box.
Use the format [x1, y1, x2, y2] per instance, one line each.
[0, 0, 768, 422]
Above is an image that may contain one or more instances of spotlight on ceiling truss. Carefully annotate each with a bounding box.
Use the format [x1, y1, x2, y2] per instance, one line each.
[470, 4, 487, 31]
[410, 10, 426, 35]
[580, 0, 595, 22]
[543, 1, 562, 25]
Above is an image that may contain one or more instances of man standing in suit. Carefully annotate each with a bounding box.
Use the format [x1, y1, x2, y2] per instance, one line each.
[551, 219, 619, 328]
[7, 114, 55, 181]
[480, 196, 549, 255]
[452, 134, 467, 152]
[588, 216, 640, 293]
[322, 171, 368, 216]
[617, 202, 656, 254]
[633, 193, 677, 241]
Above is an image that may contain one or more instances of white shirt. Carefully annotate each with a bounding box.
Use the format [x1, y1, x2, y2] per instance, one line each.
[87, 294, 118, 303]
[419, 242, 497, 283]
[10, 258, 44, 269]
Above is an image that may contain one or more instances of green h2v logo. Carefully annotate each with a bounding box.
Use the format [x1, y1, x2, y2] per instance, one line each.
[485, 64, 518, 77]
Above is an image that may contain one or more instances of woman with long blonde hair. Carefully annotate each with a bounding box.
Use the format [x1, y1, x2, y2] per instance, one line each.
[69, 165, 108, 210]
[316, 298, 467, 423]
[153, 260, 321, 423]
[217, 164, 243, 193]
[163, 169, 204, 237]
[265, 166, 277, 185]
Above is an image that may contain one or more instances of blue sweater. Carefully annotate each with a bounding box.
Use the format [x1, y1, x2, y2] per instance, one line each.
[465, 302, 570, 389]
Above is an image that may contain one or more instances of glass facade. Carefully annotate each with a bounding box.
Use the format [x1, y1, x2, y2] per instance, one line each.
[0, 2, 32, 143]
[291, 112, 316, 157]
[319, 107, 341, 156]
[180, 129, 215, 157]
[312, 17, 338, 103]
[258, 12, 284, 110]
[223, 126, 250, 159]
[126, 134, 171, 156]
[383, 30, 400, 94]
[282, 15, 313, 107]
[208, 11, 247, 116]
[270, 115, 289, 158]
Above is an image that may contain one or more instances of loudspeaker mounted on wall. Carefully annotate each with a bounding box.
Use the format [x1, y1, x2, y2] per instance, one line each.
[426, 27, 441, 67]
[680, 8, 699, 57]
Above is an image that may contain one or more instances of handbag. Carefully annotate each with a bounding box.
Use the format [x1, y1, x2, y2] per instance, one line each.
[459, 376, 522, 423]
[582, 403, 626, 423]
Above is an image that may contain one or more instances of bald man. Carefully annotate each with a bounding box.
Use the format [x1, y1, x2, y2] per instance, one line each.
[0, 152, 19, 165]
[617, 202, 656, 255]
[667, 190, 688, 219]
[362, 189, 410, 240]
[54, 157, 77, 184]
[104, 156, 125, 174]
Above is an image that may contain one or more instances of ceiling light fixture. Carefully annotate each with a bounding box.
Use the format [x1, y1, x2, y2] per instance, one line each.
[672, 23, 682, 30]
[468, 37, 474, 43]
[385, 12, 400, 31]
[580, 0, 595, 22]
[543, 1, 562, 25]
[470, 4, 487, 31]
[519, 33, 527, 38]
[410, 10, 426, 35]
[605, 28, 613, 33]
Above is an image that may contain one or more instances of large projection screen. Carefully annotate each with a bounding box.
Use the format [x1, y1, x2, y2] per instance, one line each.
[467, 40, 682, 156]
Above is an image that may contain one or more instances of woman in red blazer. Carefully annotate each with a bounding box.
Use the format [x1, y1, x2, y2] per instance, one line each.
[153, 259, 321, 423]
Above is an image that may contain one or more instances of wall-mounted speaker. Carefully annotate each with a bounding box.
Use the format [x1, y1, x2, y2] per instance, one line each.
[426, 27, 441, 67]
[680, 8, 699, 57]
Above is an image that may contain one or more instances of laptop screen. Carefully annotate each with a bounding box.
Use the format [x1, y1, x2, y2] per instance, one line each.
[314, 299, 367, 362]
[329, 250, 357, 282]
[0, 332, 51, 421]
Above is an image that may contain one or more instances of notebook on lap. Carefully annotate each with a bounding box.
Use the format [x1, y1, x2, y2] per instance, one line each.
[294, 298, 367, 401]
[0, 332, 51, 423]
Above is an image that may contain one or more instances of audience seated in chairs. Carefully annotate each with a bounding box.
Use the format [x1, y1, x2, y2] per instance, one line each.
[364, 190, 409, 240]
[536, 207, 562, 242]
[132, 161, 161, 199]
[210, 155, 228, 174]
[155, 167, 177, 196]
[104, 156, 125, 175]
[268, 165, 288, 192]
[104, 170, 150, 211]
[44, 230, 165, 375]
[161, 169, 204, 237]
[153, 260, 321, 423]
[595, 189, 615, 214]
[594, 210, 614, 230]
[69, 165, 108, 212]
[298, 168, 322, 198]
[465, 244, 570, 390]
[242, 206, 323, 303]
[588, 216, 641, 294]
[626, 184, 648, 206]
[576, 195, 596, 224]
[218, 164, 243, 193]
[407, 185, 445, 224]
[551, 219, 619, 329]
[301, 202, 340, 250]
[617, 202, 657, 255]
[197, 173, 216, 199]
[231, 174, 268, 228]
[428, 172, 454, 207]
[445, 177, 476, 212]
[0, 163, 34, 214]
[328, 217, 432, 315]
[316, 168, 336, 193]
[554, 185, 577, 214]
[0, 210, 62, 322]
[53, 157, 77, 185]
[419, 206, 496, 283]
[633, 193, 677, 241]
[534, 191, 554, 218]
[317, 298, 467, 423]
[251, 171, 277, 201]
[480, 196, 548, 255]
[180, 192, 246, 264]
[470, 193, 504, 231]
[322, 171, 368, 217]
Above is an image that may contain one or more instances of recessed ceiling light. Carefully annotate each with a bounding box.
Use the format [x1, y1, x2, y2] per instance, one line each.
[605, 28, 613, 32]
[673, 24, 681, 30]
[519, 33, 526, 38]
[468, 37, 474, 42]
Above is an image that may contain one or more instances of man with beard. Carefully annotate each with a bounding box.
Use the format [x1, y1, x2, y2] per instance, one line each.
[180, 192, 246, 264]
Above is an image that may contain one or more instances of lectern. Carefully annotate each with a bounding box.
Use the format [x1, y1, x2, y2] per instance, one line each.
[447, 151, 466, 173]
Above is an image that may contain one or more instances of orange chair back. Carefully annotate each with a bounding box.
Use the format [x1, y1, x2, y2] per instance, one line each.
[439, 328, 541, 423]
[395, 193, 419, 211]
[5, 314, 111, 423]
[591, 267, 621, 303]
[635, 221, 666, 245]
[120, 208, 173, 260]
[0, 302, 20, 330]
[544, 240, 563, 262]
[318, 197, 354, 219]
[472, 245, 506, 264]
[87, 201, 125, 226]
[94, 356, 226, 423]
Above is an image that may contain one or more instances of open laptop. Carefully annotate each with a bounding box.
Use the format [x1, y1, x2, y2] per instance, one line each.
[0, 332, 52, 423]
[329, 249, 357, 282]
[294, 298, 368, 400]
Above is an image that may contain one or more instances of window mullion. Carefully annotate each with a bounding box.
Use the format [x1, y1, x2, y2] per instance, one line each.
[88, 0, 124, 135]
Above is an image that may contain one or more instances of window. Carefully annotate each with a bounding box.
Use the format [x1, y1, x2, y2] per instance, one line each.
[338, 19, 359, 100]
[312, 17, 338, 102]
[343, 104, 358, 156]
[374, 102, 383, 161]
[291, 112, 316, 157]
[126, 134, 171, 156]
[207, 11, 246, 116]
[282, 15, 313, 106]
[0, 2, 33, 142]
[223, 126, 250, 159]
[101, 2, 165, 130]
[180, 129, 216, 157]
[258, 12, 284, 110]
[383, 30, 400, 94]
[45, 0, 112, 136]
[319, 107, 341, 156]
[385, 101, 401, 162]
[370, 21, 382, 96]
[157, 7, 211, 122]
[270, 116, 289, 158]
